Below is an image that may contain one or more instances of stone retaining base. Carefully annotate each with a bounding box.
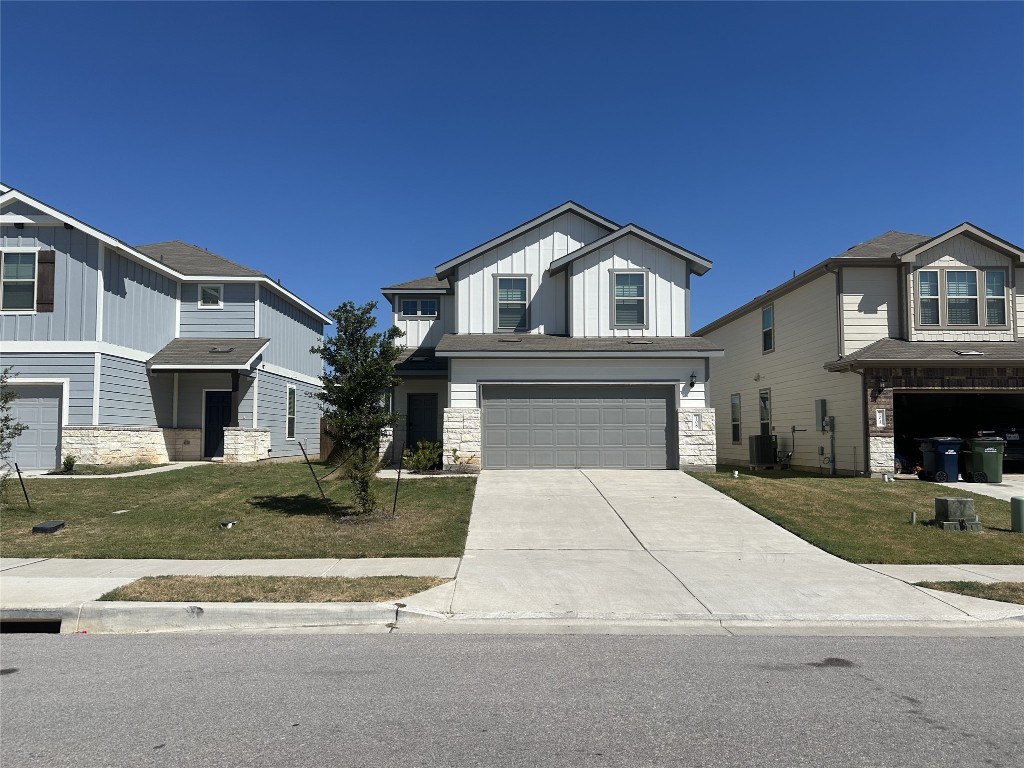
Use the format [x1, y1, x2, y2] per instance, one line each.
[223, 428, 271, 463]
[678, 407, 717, 470]
[443, 408, 481, 469]
[62, 426, 170, 466]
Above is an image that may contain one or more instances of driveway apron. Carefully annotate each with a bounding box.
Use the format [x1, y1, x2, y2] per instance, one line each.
[449, 470, 1023, 622]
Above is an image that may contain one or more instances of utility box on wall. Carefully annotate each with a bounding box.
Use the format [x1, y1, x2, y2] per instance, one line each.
[815, 399, 827, 432]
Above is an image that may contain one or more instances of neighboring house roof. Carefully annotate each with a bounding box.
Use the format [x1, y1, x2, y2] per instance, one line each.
[381, 275, 451, 295]
[147, 337, 270, 371]
[548, 223, 713, 277]
[435, 333, 724, 357]
[134, 241, 264, 278]
[0, 185, 332, 325]
[434, 201, 619, 280]
[394, 348, 449, 375]
[693, 230, 930, 336]
[825, 339, 1024, 371]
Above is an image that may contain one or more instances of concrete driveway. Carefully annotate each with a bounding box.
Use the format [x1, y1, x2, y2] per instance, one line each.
[435, 470, 1024, 623]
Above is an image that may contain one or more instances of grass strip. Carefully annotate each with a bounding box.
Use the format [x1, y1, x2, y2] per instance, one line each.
[692, 469, 1023, 564]
[48, 463, 166, 476]
[99, 575, 449, 603]
[915, 581, 1024, 606]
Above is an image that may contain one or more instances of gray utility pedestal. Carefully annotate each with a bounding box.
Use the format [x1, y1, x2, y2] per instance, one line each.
[1012, 497, 1024, 533]
[934, 497, 981, 532]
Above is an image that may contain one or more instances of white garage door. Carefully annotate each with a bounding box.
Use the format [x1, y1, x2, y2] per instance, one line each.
[7, 385, 62, 471]
[482, 385, 675, 469]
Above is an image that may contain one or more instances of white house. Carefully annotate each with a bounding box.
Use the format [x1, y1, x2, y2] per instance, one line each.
[694, 223, 1024, 477]
[380, 202, 723, 470]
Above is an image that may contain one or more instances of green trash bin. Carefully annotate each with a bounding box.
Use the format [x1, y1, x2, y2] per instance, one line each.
[962, 437, 1005, 483]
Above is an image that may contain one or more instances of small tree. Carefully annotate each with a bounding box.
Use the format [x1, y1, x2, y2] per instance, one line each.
[312, 301, 404, 514]
[0, 367, 28, 498]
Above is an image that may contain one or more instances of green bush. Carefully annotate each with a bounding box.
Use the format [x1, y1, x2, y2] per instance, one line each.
[403, 441, 442, 473]
[62, 454, 77, 473]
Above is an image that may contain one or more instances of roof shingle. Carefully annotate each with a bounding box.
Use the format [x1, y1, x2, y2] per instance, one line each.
[135, 241, 265, 278]
[148, 337, 271, 369]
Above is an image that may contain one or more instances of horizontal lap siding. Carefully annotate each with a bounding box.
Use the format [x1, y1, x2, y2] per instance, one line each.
[99, 355, 160, 425]
[456, 212, 607, 335]
[842, 266, 898, 354]
[102, 250, 176, 353]
[257, 369, 321, 458]
[1, 352, 94, 424]
[1017, 268, 1024, 337]
[1, 218, 99, 342]
[258, 286, 325, 378]
[175, 372, 255, 429]
[180, 283, 256, 338]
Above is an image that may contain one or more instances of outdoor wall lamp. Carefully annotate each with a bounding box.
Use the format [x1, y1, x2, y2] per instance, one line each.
[689, 372, 698, 388]
[877, 377, 888, 394]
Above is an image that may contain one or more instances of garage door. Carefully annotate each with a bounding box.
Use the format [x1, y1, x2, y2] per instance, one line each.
[482, 385, 675, 469]
[7, 385, 62, 471]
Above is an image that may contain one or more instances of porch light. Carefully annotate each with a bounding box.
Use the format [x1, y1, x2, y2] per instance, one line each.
[877, 377, 887, 394]
[689, 372, 698, 388]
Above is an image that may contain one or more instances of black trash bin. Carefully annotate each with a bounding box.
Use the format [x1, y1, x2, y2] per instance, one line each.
[916, 437, 963, 482]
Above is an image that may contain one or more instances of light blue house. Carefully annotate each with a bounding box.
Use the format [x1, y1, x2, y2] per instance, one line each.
[0, 184, 329, 469]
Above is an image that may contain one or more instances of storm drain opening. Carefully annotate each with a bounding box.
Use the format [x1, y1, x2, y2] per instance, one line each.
[0, 619, 62, 634]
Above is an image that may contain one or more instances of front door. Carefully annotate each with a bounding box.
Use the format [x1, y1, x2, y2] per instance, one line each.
[406, 393, 438, 452]
[204, 391, 232, 458]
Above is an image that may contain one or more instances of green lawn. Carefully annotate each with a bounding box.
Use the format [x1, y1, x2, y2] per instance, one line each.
[0, 462, 475, 559]
[693, 470, 1024, 564]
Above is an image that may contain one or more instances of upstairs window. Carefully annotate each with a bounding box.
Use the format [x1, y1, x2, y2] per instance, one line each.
[986, 271, 1007, 326]
[946, 270, 978, 325]
[496, 276, 528, 332]
[761, 305, 774, 353]
[612, 271, 647, 328]
[400, 298, 438, 318]
[916, 268, 1007, 328]
[918, 270, 939, 325]
[199, 284, 223, 309]
[1, 251, 36, 310]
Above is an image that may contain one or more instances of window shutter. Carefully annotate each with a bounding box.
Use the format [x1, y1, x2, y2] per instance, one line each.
[36, 251, 56, 312]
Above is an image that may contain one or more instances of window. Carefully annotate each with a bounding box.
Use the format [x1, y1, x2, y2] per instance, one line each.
[761, 305, 774, 353]
[759, 388, 771, 436]
[496, 276, 528, 331]
[730, 393, 741, 444]
[612, 271, 647, 328]
[199, 284, 223, 308]
[916, 268, 1008, 328]
[286, 386, 296, 440]
[400, 298, 438, 318]
[1, 251, 36, 310]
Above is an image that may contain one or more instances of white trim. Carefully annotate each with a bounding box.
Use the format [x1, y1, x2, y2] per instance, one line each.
[437, 350, 725, 359]
[257, 361, 322, 387]
[172, 372, 179, 428]
[251, 370, 259, 427]
[201, 388, 232, 459]
[899, 223, 1024, 264]
[197, 283, 224, 309]
[0, 188, 333, 324]
[286, 384, 296, 440]
[95, 242, 104, 342]
[0, 213, 63, 226]
[7, 378, 71, 427]
[254, 284, 261, 338]
[92, 352, 101, 425]
[0, 340, 152, 362]
[0, 247, 40, 313]
[175, 281, 181, 338]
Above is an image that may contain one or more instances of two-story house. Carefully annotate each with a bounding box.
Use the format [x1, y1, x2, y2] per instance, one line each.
[380, 202, 723, 470]
[695, 223, 1024, 477]
[1, 184, 329, 470]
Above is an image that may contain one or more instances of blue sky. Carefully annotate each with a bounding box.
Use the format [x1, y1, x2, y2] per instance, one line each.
[2, 1, 1022, 331]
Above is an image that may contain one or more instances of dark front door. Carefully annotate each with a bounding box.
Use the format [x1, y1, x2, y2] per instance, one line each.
[406, 393, 438, 451]
[204, 391, 232, 458]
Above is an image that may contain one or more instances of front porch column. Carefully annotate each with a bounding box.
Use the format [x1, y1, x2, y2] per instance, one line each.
[865, 368, 895, 477]
[230, 371, 240, 428]
[443, 408, 481, 469]
[678, 407, 717, 471]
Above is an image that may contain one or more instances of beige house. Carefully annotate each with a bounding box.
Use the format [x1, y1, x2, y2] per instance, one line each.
[695, 223, 1024, 477]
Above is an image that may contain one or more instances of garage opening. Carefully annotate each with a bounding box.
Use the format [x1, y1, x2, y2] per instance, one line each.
[893, 392, 1024, 470]
[482, 384, 676, 469]
[7, 384, 63, 471]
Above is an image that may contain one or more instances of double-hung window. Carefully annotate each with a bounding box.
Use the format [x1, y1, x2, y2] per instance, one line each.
[612, 271, 647, 328]
[917, 268, 1007, 328]
[286, 386, 296, 440]
[496, 277, 528, 332]
[730, 394, 742, 444]
[1, 251, 36, 311]
[400, 298, 438, 318]
[761, 305, 774, 353]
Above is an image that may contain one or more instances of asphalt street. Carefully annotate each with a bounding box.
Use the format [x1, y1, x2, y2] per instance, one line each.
[1, 634, 1021, 767]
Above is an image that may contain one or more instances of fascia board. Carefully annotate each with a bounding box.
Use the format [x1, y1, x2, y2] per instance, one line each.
[898, 223, 1024, 263]
[436, 350, 725, 358]
[434, 201, 619, 279]
[380, 288, 450, 296]
[548, 224, 713, 276]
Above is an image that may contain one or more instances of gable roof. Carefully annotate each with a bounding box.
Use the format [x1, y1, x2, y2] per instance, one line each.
[135, 241, 264, 278]
[381, 275, 451, 295]
[895, 222, 1024, 263]
[825, 338, 1024, 371]
[548, 223, 713, 276]
[0, 184, 331, 325]
[434, 201, 619, 280]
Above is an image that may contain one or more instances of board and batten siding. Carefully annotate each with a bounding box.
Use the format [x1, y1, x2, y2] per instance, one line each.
[455, 212, 609, 335]
[1017, 267, 1024, 336]
[0, 352, 95, 424]
[256, 369, 321, 458]
[907, 234, 1016, 342]
[179, 283, 256, 339]
[258, 286, 324, 378]
[98, 355, 169, 426]
[1, 212, 100, 342]
[841, 266, 899, 354]
[394, 295, 454, 349]
[568, 234, 689, 337]
[102, 249, 177, 353]
[703, 273, 866, 473]
[448, 358, 706, 409]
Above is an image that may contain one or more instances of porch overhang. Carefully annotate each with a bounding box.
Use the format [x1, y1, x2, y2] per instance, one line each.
[434, 333, 725, 358]
[825, 339, 1024, 372]
[147, 337, 270, 373]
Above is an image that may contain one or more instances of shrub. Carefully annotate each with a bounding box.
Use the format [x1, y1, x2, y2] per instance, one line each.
[62, 454, 78, 473]
[403, 441, 442, 473]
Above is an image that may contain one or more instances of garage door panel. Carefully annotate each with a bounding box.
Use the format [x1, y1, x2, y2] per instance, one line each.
[482, 385, 675, 469]
[8, 385, 63, 471]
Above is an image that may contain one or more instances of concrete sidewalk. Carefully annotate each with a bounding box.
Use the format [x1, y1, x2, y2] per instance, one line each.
[896, 472, 1024, 502]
